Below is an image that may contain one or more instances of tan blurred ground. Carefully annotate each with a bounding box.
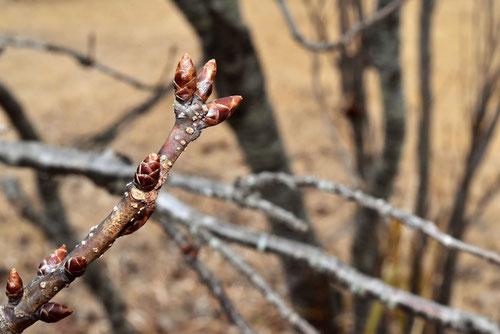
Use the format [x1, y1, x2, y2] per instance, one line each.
[0, 0, 499, 333]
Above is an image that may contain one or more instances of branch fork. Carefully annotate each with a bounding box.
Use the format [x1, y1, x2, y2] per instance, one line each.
[0, 54, 241, 333]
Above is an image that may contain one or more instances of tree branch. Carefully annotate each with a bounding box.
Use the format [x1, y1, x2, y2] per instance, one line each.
[0, 54, 242, 333]
[0, 34, 157, 92]
[275, 0, 406, 52]
[154, 192, 500, 334]
[162, 223, 256, 334]
[240, 172, 500, 266]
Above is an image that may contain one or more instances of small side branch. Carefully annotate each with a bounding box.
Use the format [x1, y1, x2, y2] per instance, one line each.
[163, 223, 256, 334]
[155, 192, 500, 334]
[0, 34, 156, 91]
[275, 0, 406, 52]
[240, 172, 500, 266]
[0, 54, 242, 333]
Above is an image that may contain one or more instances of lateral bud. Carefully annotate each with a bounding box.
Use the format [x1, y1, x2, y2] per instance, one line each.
[5, 268, 23, 302]
[133, 153, 160, 192]
[64, 256, 87, 281]
[38, 303, 73, 323]
[174, 54, 197, 103]
[194, 59, 216, 103]
[121, 205, 154, 236]
[203, 96, 242, 127]
[38, 245, 67, 276]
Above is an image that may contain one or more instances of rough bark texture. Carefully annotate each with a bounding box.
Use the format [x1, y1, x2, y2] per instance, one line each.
[407, 0, 435, 331]
[350, 0, 406, 331]
[0, 82, 134, 334]
[171, 0, 340, 331]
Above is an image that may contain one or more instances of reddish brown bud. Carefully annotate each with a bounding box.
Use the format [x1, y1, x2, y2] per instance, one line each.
[38, 245, 67, 276]
[180, 244, 199, 261]
[64, 256, 87, 280]
[5, 268, 23, 302]
[133, 153, 160, 192]
[174, 54, 197, 103]
[39, 303, 73, 323]
[121, 205, 154, 236]
[204, 96, 242, 127]
[194, 59, 216, 103]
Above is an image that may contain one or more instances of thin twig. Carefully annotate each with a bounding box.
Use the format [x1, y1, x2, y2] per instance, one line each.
[0, 140, 306, 232]
[194, 228, 319, 334]
[1, 141, 498, 266]
[275, 0, 406, 52]
[0, 34, 156, 91]
[162, 223, 256, 334]
[154, 192, 500, 334]
[240, 172, 500, 266]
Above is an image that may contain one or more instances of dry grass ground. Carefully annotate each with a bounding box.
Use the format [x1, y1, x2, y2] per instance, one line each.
[0, 0, 498, 333]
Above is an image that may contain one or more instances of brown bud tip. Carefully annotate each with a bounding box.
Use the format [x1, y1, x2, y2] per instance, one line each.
[5, 268, 23, 302]
[204, 96, 242, 127]
[64, 256, 87, 280]
[194, 59, 217, 103]
[133, 153, 160, 192]
[38, 245, 67, 276]
[174, 54, 197, 103]
[39, 303, 73, 323]
[121, 205, 154, 236]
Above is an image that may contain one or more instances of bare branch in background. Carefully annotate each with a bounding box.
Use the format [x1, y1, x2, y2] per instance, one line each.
[162, 223, 256, 334]
[0, 140, 306, 232]
[78, 85, 173, 149]
[155, 192, 500, 334]
[240, 172, 500, 266]
[1, 137, 499, 332]
[275, 0, 406, 52]
[193, 228, 319, 334]
[1, 141, 499, 267]
[0, 34, 157, 92]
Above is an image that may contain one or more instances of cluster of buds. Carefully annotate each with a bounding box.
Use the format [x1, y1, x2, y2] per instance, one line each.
[173, 54, 242, 129]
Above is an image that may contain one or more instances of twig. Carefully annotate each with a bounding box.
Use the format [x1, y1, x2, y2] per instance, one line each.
[78, 85, 173, 149]
[170, 174, 307, 231]
[155, 192, 500, 334]
[0, 54, 242, 333]
[0, 34, 156, 92]
[0, 140, 306, 232]
[193, 228, 319, 334]
[240, 172, 500, 266]
[162, 223, 256, 334]
[1, 141, 499, 267]
[275, 0, 406, 52]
